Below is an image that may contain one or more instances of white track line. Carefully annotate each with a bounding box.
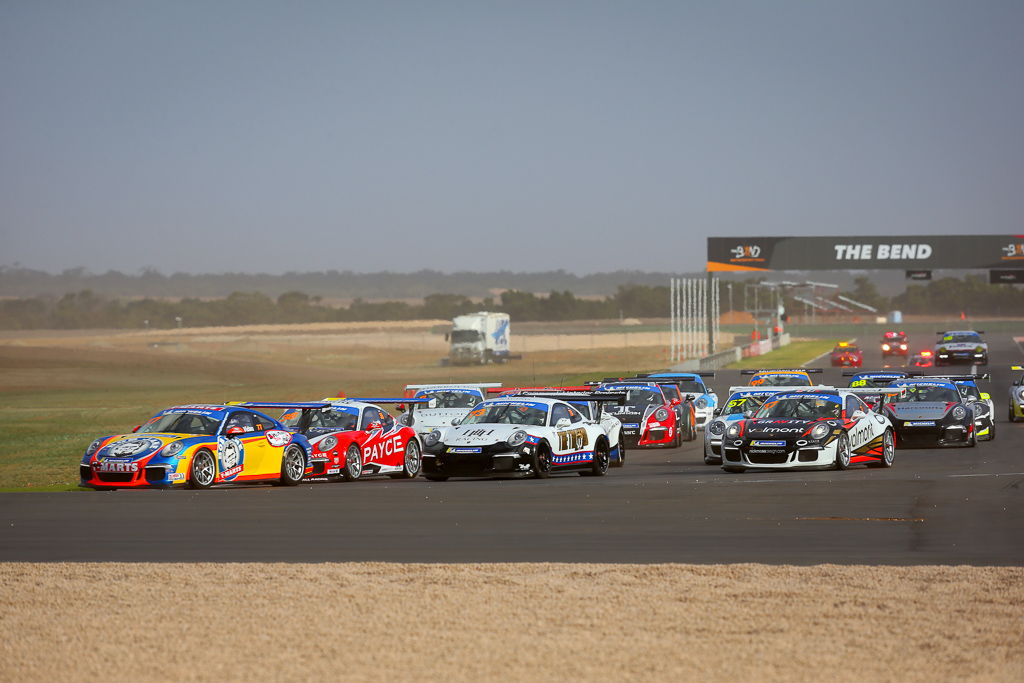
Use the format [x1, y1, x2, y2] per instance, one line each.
[948, 472, 1024, 478]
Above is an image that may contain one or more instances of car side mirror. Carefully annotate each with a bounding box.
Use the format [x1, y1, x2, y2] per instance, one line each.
[712, 408, 722, 417]
[980, 392, 990, 401]
[964, 395, 976, 403]
[226, 426, 244, 435]
[743, 410, 754, 418]
[396, 403, 405, 412]
[851, 410, 867, 420]
[132, 425, 141, 433]
[450, 417, 461, 426]
[670, 398, 681, 406]
[555, 418, 571, 429]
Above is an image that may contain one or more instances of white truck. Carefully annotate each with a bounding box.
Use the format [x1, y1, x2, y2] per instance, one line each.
[446, 312, 512, 365]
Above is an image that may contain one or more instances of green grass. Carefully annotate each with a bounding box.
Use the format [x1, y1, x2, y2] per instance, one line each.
[726, 340, 839, 370]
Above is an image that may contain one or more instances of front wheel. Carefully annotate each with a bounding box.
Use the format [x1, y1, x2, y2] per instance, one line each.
[531, 442, 552, 479]
[389, 439, 421, 479]
[341, 444, 363, 481]
[425, 474, 449, 482]
[834, 434, 851, 470]
[279, 444, 306, 486]
[188, 449, 217, 489]
[581, 439, 609, 477]
[722, 465, 745, 473]
[869, 429, 895, 468]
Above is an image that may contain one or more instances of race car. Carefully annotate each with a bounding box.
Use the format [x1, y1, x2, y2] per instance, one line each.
[878, 378, 978, 448]
[492, 387, 627, 466]
[927, 374, 995, 441]
[1010, 366, 1024, 422]
[641, 372, 718, 429]
[934, 330, 988, 366]
[703, 385, 812, 465]
[830, 342, 863, 367]
[274, 398, 426, 480]
[719, 387, 897, 472]
[593, 381, 687, 447]
[843, 370, 921, 408]
[910, 350, 935, 368]
[80, 404, 313, 489]
[399, 383, 500, 435]
[742, 368, 822, 387]
[881, 331, 909, 358]
[421, 394, 619, 480]
[648, 380, 697, 441]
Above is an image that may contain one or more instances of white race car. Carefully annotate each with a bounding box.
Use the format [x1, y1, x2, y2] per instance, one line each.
[399, 383, 500, 435]
[420, 394, 618, 480]
[934, 330, 988, 366]
[704, 385, 816, 465]
[1010, 366, 1024, 423]
[720, 387, 899, 472]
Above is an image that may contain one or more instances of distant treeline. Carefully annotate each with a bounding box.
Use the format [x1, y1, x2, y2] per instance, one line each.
[0, 286, 672, 330]
[0, 276, 1019, 331]
[0, 266, 675, 300]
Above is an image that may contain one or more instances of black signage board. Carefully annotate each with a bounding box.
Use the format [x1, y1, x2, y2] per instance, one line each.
[906, 270, 932, 281]
[707, 235, 1024, 272]
[989, 269, 1024, 284]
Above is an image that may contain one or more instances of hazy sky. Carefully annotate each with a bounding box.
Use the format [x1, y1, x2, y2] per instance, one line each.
[2, 1, 1022, 275]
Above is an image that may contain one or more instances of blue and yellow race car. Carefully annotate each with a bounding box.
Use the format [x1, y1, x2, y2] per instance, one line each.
[80, 403, 316, 489]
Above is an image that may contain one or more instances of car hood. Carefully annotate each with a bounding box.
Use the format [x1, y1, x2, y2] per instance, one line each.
[744, 419, 836, 438]
[442, 424, 529, 447]
[887, 402, 954, 420]
[937, 342, 986, 351]
[94, 433, 185, 460]
[413, 408, 472, 430]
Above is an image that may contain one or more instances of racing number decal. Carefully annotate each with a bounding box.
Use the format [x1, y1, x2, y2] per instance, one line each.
[557, 428, 588, 452]
[726, 398, 746, 409]
[849, 379, 868, 387]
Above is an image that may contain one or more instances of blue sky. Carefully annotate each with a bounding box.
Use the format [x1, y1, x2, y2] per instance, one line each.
[2, 1, 1022, 274]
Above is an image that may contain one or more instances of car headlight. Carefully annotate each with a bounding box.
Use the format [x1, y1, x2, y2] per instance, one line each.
[938, 347, 947, 354]
[654, 408, 669, 421]
[882, 343, 890, 351]
[507, 430, 527, 448]
[810, 423, 831, 440]
[975, 346, 984, 353]
[162, 441, 184, 457]
[695, 397, 708, 409]
[423, 430, 441, 447]
[951, 405, 967, 420]
[708, 420, 725, 436]
[320, 435, 338, 451]
[1017, 388, 1024, 401]
[86, 438, 105, 455]
[725, 423, 741, 439]
[398, 413, 414, 426]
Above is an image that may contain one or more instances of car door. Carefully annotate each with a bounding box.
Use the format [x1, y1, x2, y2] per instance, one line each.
[219, 411, 270, 479]
[844, 395, 877, 453]
[550, 402, 589, 466]
[359, 406, 403, 469]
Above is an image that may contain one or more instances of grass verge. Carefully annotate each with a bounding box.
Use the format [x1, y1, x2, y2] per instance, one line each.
[726, 339, 840, 369]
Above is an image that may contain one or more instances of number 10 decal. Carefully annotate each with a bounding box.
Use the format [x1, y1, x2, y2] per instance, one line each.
[557, 428, 588, 451]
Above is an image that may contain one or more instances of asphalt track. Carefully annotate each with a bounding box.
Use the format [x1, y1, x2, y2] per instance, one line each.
[2, 335, 1022, 564]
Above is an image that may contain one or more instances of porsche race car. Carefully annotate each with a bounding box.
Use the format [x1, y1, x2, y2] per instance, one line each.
[926, 374, 995, 441]
[720, 388, 898, 472]
[400, 383, 501, 435]
[934, 330, 988, 366]
[843, 370, 921, 409]
[881, 331, 909, 358]
[1010, 366, 1024, 422]
[878, 378, 979, 447]
[703, 385, 814, 464]
[641, 372, 718, 429]
[80, 404, 313, 489]
[742, 368, 822, 387]
[421, 394, 621, 480]
[594, 381, 687, 447]
[830, 342, 863, 367]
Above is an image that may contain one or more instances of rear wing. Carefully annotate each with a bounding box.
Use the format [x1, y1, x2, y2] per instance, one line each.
[227, 401, 331, 410]
[500, 390, 628, 404]
[844, 387, 907, 399]
[936, 330, 985, 334]
[404, 383, 501, 391]
[740, 368, 823, 375]
[923, 374, 991, 382]
[641, 371, 716, 378]
[841, 370, 921, 377]
[490, 385, 591, 394]
[726, 385, 832, 396]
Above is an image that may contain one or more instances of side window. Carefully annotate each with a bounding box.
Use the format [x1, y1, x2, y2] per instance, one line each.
[224, 411, 258, 434]
[550, 404, 571, 426]
[844, 395, 861, 417]
[566, 405, 584, 424]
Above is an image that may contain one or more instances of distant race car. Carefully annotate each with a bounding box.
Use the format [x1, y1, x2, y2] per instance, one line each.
[703, 385, 811, 465]
[934, 330, 988, 366]
[1010, 366, 1024, 423]
[909, 350, 935, 368]
[881, 331, 909, 358]
[879, 378, 979, 447]
[400, 383, 501, 435]
[495, 387, 627, 467]
[594, 381, 687, 447]
[927, 374, 995, 441]
[421, 393, 620, 480]
[274, 398, 426, 480]
[80, 404, 312, 489]
[742, 368, 822, 387]
[843, 370, 922, 409]
[830, 342, 863, 367]
[642, 372, 718, 429]
[719, 387, 897, 472]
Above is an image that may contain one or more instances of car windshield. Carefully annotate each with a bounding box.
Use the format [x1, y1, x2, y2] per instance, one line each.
[601, 387, 663, 411]
[849, 376, 901, 389]
[414, 390, 481, 409]
[569, 401, 595, 420]
[754, 397, 841, 420]
[653, 378, 704, 393]
[752, 374, 810, 387]
[279, 407, 359, 433]
[451, 329, 482, 343]
[942, 333, 981, 343]
[660, 385, 681, 401]
[721, 395, 766, 416]
[141, 411, 221, 435]
[834, 346, 859, 353]
[888, 384, 961, 403]
[460, 401, 548, 426]
[955, 384, 980, 400]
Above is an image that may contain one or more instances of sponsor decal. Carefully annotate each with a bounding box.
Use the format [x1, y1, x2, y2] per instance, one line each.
[833, 243, 933, 261]
[447, 447, 482, 454]
[622, 423, 640, 428]
[464, 428, 495, 437]
[265, 430, 291, 447]
[364, 434, 404, 462]
[751, 440, 786, 447]
[327, 468, 341, 475]
[905, 421, 936, 427]
[221, 465, 243, 478]
[96, 460, 139, 473]
[729, 244, 765, 262]
[557, 427, 588, 451]
[109, 438, 161, 457]
[216, 436, 245, 481]
[1002, 242, 1024, 260]
[168, 472, 185, 481]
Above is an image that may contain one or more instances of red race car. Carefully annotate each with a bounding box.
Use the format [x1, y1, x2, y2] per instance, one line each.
[909, 349, 935, 368]
[593, 380, 688, 448]
[260, 398, 426, 481]
[830, 342, 863, 367]
[881, 331, 909, 358]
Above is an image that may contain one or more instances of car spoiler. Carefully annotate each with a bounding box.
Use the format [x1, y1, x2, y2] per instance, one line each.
[227, 401, 331, 410]
[640, 371, 716, 378]
[489, 385, 590, 394]
[499, 390, 628, 404]
[726, 385, 832, 395]
[936, 330, 984, 334]
[845, 387, 906, 397]
[1012, 365, 1023, 371]
[739, 368, 823, 375]
[404, 383, 502, 390]
[841, 370, 922, 377]
[922, 374, 991, 382]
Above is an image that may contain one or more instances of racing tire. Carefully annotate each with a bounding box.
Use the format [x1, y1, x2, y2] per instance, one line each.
[341, 444, 363, 481]
[1009, 406, 1020, 423]
[868, 429, 895, 468]
[580, 438, 610, 477]
[981, 421, 995, 441]
[688, 415, 698, 441]
[425, 475, 449, 482]
[389, 439, 422, 479]
[704, 454, 721, 465]
[722, 466, 745, 473]
[963, 429, 977, 448]
[187, 449, 217, 489]
[610, 440, 626, 468]
[834, 434, 852, 470]
[279, 444, 306, 486]
[531, 442, 552, 479]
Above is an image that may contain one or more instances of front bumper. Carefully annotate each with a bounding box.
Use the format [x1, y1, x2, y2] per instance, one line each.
[721, 438, 833, 469]
[695, 407, 714, 429]
[79, 462, 183, 489]
[935, 351, 986, 364]
[891, 421, 972, 447]
[423, 443, 534, 477]
[704, 436, 723, 463]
